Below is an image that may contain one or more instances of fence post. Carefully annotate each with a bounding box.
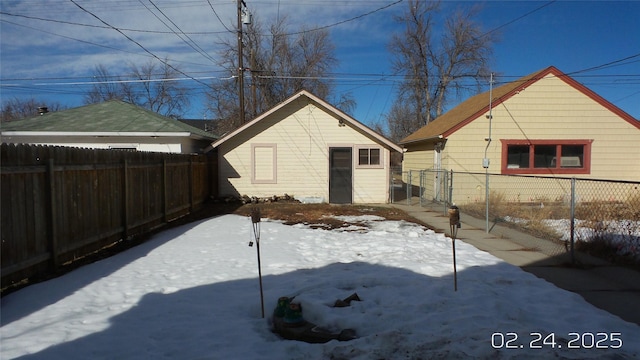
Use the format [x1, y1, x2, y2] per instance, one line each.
[189, 157, 194, 212]
[46, 158, 59, 270]
[163, 158, 168, 222]
[390, 169, 394, 203]
[419, 170, 424, 207]
[485, 171, 490, 233]
[448, 170, 453, 216]
[443, 170, 447, 205]
[122, 159, 129, 240]
[570, 177, 576, 264]
[407, 170, 412, 205]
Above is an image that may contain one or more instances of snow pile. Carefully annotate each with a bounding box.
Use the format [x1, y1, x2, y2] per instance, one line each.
[1, 215, 639, 359]
[503, 215, 640, 260]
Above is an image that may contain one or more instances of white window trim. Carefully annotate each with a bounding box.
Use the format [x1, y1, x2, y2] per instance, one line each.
[251, 143, 277, 184]
[355, 145, 384, 169]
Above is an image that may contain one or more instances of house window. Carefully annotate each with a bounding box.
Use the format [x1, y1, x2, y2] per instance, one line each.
[356, 146, 383, 168]
[501, 140, 591, 175]
[109, 146, 137, 152]
[251, 144, 277, 184]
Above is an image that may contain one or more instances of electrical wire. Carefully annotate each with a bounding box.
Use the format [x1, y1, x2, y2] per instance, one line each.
[566, 53, 640, 76]
[3, 0, 637, 118]
[143, 0, 217, 64]
[0, 11, 228, 34]
[206, 0, 234, 34]
[278, 0, 403, 36]
[479, 0, 556, 40]
[68, 0, 216, 92]
[0, 18, 217, 68]
[0, 18, 148, 58]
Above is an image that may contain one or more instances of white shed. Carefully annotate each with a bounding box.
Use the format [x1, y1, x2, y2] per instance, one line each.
[209, 90, 402, 204]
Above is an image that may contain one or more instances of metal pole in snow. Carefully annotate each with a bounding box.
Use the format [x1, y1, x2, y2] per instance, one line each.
[250, 207, 265, 318]
[450, 225, 458, 292]
[570, 177, 576, 265]
[448, 205, 461, 291]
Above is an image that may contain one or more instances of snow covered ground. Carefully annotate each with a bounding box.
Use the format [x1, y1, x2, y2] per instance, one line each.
[503, 216, 640, 260]
[2, 214, 639, 359]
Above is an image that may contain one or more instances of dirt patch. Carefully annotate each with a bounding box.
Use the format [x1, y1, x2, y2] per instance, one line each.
[229, 202, 431, 230]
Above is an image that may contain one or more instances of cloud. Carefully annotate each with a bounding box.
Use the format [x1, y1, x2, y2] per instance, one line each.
[1, 0, 400, 80]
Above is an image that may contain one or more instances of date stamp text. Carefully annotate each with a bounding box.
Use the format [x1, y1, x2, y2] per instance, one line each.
[491, 332, 623, 349]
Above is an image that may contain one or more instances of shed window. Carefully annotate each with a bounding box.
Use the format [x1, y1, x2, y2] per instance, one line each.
[356, 146, 383, 168]
[502, 140, 591, 175]
[251, 144, 277, 183]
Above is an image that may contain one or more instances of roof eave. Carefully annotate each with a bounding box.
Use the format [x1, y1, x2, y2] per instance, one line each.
[210, 90, 403, 153]
[399, 134, 444, 146]
[1, 131, 196, 137]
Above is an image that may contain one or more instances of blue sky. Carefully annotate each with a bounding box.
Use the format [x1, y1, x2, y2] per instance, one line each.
[1, 1, 639, 128]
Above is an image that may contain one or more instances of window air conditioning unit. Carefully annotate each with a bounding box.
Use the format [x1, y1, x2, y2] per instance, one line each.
[551, 156, 581, 167]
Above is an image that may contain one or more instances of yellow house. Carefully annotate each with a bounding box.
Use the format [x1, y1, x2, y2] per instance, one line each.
[210, 90, 402, 204]
[400, 66, 640, 203]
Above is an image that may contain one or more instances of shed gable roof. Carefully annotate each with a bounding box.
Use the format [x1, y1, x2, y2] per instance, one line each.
[399, 66, 639, 145]
[209, 90, 402, 153]
[1, 100, 217, 140]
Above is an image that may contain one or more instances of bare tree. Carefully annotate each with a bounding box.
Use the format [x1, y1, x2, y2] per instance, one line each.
[387, 0, 495, 140]
[128, 60, 190, 117]
[84, 59, 190, 118]
[84, 64, 123, 104]
[206, 14, 354, 133]
[1, 97, 64, 122]
[385, 100, 420, 143]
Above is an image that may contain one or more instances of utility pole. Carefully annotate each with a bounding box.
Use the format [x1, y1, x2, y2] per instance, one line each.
[237, 0, 245, 126]
[251, 49, 257, 117]
[237, 0, 250, 126]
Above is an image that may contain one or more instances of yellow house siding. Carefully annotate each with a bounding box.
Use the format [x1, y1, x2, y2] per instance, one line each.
[443, 74, 640, 181]
[218, 100, 393, 203]
[402, 143, 435, 171]
[403, 71, 639, 205]
[352, 148, 392, 203]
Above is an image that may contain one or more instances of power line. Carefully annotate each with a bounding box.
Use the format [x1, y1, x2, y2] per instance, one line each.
[0, 11, 228, 34]
[207, 0, 234, 33]
[0, 18, 147, 58]
[68, 0, 215, 91]
[279, 0, 403, 36]
[479, 0, 556, 39]
[1, 69, 231, 82]
[143, 0, 217, 64]
[566, 53, 640, 76]
[2, 75, 234, 87]
[0, 18, 216, 69]
[3, 65, 637, 88]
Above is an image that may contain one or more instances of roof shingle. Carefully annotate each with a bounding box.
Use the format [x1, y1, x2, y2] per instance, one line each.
[399, 67, 552, 145]
[1, 100, 217, 140]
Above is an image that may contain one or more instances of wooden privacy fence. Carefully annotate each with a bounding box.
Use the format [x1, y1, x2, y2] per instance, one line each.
[1, 143, 217, 289]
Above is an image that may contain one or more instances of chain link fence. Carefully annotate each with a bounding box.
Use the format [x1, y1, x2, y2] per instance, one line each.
[390, 169, 640, 263]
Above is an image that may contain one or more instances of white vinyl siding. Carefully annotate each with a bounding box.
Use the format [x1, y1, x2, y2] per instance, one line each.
[218, 99, 394, 203]
[402, 73, 640, 204]
[251, 144, 276, 183]
[444, 74, 640, 181]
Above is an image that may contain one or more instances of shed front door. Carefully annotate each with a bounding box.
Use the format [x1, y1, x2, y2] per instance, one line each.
[329, 147, 352, 204]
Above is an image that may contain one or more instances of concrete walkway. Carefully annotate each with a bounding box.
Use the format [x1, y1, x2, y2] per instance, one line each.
[387, 202, 640, 326]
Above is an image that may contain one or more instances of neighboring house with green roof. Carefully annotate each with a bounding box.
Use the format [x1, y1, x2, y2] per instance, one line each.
[0, 100, 218, 154]
[400, 66, 640, 203]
